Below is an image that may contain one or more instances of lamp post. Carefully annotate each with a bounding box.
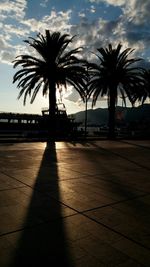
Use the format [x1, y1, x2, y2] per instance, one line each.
[84, 91, 88, 138]
[84, 66, 90, 139]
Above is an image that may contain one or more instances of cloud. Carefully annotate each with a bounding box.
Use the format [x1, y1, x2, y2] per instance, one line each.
[78, 11, 86, 18]
[40, 0, 48, 8]
[64, 87, 82, 103]
[0, 7, 73, 64]
[0, 35, 16, 64]
[86, 1, 150, 59]
[70, 17, 123, 61]
[0, 37, 10, 50]
[88, 0, 150, 26]
[123, 0, 150, 26]
[42, 10, 72, 32]
[0, 50, 15, 64]
[3, 24, 29, 37]
[90, 5, 96, 13]
[21, 10, 72, 34]
[88, 0, 125, 6]
[139, 59, 150, 70]
[0, 22, 29, 64]
[0, 0, 29, 64]
[0, 0, 27, 21]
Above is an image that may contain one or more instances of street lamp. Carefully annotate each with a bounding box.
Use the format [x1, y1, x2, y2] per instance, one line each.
[84, 67, 90, 139]
[84, 91, 88, 138]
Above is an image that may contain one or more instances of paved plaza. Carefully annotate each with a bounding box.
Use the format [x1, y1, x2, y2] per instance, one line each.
[0, 140, 150, 266]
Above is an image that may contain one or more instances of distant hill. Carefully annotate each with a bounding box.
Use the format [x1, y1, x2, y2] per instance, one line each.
[72, 104, 150, 126]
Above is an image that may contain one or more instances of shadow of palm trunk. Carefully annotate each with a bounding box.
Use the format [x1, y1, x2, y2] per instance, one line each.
[11, 142, 74, 267]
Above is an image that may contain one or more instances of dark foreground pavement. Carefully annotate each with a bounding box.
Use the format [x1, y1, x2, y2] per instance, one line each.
[0, 140, 150, 267]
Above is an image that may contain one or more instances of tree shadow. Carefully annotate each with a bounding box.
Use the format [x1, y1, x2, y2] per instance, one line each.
[11, 142, 74, 267]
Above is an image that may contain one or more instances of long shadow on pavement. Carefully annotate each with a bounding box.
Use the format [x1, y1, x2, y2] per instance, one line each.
[10, 142, 74, 267]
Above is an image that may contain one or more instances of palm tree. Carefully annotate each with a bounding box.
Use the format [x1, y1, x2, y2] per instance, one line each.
[133, 68, 150, 104]
[13, 30, 86, 135]
[88, 43, 143, 139]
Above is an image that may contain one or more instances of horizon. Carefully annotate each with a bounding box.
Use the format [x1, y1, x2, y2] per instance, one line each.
[1, 102, 149, 116]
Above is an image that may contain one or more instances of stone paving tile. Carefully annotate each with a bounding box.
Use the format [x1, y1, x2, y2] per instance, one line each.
[75, 257, 144, 267]
[0, 142, 46, 151]
[0, 185, 76, 235]
[72, 235, 129, 266]
[79, 175, 144, 200]
[0, 172, 24, 190]
[100, 169, 150, 193]
[63, 154, 142, 175]
[64, 215, 132, 266]
[124, 140, 150, 149]
[96, 140, 150, 169]
[74, 255, 106, 267]
[112, 196, 150, 225]
[117, 259, 145, 267]
[113, 238, 150, 267]
[0, 215, 90, 266]
[85, 201, 150, 249]
[2, 169, 39, 187]
[77, 210, 150, 266]
[85, 206, 130, 227]
[0, 220, 74, 266]
[36, 178, 111, 204]
[38, 174, 144, 212]
[0, 213, 136, 267]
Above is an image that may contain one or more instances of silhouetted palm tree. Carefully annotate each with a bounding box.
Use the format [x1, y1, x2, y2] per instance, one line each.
[13, 30, 86, 120]
[88, 43, 142, 139]
[133, 69, 150, 104]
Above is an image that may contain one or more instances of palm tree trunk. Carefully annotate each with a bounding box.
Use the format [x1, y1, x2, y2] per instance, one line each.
[48, 80, 57, 139]
[108, 88, 116, 140]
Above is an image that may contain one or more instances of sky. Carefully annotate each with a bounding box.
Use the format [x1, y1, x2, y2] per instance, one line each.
[0, 0, 150, 115]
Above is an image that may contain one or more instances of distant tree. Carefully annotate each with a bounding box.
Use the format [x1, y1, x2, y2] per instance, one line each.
[88, 43, 143, 139]
[13, 30, 86, 128]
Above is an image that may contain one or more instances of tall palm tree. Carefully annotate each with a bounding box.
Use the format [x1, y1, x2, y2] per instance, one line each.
[13, 30, 86, 129]
[88, 43, 143, 139]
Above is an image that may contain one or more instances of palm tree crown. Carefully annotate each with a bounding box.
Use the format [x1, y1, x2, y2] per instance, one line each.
[88, 43, 142, 138]
[13, 30, 86, 116]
